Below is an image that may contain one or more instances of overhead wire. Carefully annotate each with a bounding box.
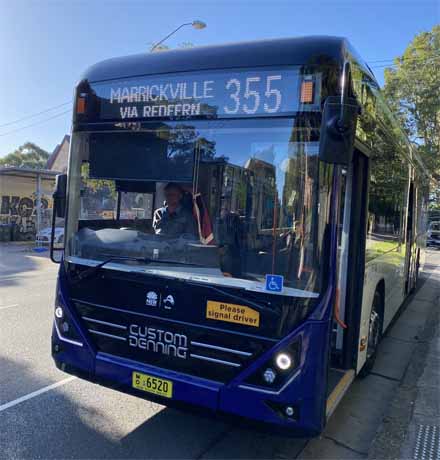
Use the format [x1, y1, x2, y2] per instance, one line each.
[368, 53, 440, 68]
[0, 109, 71, 137]
[0, 101, 71, 128]
[370, 56, 440, 69]
[367, 45, 440, 63]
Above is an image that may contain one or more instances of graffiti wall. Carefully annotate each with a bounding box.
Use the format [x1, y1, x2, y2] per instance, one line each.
[0, 174, 55, 240]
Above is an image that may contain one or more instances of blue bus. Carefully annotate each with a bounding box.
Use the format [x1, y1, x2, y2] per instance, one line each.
[50, 36, 428, 436]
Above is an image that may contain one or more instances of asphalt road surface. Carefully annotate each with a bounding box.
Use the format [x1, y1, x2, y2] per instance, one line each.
[1, 243, 438, 459]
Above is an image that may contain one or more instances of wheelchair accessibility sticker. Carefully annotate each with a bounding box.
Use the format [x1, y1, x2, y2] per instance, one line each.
[265, 274, 284, 293]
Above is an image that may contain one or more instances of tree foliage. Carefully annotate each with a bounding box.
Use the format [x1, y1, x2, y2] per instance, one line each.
[383, 25, 440, 182]
[81, 162, 116, 197]
[0, 142, 50, 169]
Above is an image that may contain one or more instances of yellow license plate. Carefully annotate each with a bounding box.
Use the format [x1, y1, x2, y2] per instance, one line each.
[132, 371, 173, 398]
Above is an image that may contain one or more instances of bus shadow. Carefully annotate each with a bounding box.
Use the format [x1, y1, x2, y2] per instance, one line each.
[0, 243, 56, 289]
[0, 356, 124, 459]
[121, 404, 309, 459]
[120, 407, 231, 458]
[1, 355, 253, 459]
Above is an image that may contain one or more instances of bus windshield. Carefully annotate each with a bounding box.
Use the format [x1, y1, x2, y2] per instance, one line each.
[65, 118, 327, 296]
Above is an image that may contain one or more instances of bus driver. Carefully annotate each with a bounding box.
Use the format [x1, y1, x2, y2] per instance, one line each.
[153, 183, 197, 238]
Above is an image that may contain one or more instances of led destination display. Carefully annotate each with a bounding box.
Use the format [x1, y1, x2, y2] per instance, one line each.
[92, 68, 319, 120]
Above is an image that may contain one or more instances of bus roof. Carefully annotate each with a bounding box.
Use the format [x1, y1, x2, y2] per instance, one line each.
[81, 36, 376, 84]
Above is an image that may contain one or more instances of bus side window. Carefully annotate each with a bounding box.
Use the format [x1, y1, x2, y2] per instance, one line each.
[367, 147, 409, 261]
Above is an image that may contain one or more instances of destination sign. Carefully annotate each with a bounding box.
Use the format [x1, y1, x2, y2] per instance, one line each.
[91, 68, 319, 121]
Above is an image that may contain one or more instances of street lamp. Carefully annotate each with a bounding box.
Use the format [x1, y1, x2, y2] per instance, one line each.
[150, 20, 207, 52]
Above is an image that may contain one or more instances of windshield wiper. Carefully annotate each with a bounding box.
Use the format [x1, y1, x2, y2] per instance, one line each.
[71, 256, 202, 284]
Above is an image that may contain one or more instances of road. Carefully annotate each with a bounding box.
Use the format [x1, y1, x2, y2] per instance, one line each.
[0, 243, 439, 459]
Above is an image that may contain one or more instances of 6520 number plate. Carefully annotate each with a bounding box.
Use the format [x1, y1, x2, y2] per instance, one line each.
[132, 371, 173, 398]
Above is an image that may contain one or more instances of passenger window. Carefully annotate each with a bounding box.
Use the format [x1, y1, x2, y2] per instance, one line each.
[367, 145, 409, 261]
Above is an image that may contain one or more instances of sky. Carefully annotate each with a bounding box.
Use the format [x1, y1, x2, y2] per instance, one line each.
[0, 0, 438, 158]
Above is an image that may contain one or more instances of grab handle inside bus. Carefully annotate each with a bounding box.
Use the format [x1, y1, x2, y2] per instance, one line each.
[50, 173, 67, 263]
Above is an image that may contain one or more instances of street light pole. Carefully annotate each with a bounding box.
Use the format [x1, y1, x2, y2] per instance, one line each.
[150, 20, 206, 52]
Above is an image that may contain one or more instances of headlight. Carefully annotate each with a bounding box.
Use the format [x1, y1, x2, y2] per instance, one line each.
[243, 339, 301, 390]
[275, 353, 292, 371]
[53, 282, 83, 346]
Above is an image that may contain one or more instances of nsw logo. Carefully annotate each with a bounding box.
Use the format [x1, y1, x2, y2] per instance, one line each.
[146, 291, 159, 307]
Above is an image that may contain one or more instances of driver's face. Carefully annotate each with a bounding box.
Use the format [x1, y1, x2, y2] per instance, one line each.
[165, 188, 182, 207]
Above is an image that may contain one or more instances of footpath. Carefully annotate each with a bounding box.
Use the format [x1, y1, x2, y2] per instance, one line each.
[369, 253, 440, 460]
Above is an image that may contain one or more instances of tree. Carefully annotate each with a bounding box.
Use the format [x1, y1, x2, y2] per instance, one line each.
[0, 142, 50, 169]
[383, 25, 440, 205]
[167, 125, 217, 162]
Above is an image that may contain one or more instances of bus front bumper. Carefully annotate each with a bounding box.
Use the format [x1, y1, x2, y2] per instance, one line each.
[52, 320, 328, 437]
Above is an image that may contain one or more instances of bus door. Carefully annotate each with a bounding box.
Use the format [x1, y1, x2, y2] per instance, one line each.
[332, 163, 351, 365]
[326, 150, 369, 417]
[338, 150, 369, 371]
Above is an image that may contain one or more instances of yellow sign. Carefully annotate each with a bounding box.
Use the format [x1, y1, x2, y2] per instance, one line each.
[132, 372, 173, 398]
[206, 301, 260, 327]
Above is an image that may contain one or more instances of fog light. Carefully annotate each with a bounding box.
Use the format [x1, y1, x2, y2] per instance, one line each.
[55, 307, 64, 319]
[285, 406, 294, 417]
[275, 352, 292, 371]
[263, 368, 276, 384]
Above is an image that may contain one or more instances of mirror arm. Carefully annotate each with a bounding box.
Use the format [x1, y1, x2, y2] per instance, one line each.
[50, 197, 60, 264]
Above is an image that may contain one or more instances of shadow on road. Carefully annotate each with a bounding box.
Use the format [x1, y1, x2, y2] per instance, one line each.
[122, 410, 307, 459]
[0, 354, 308, 459]
[0, 243, 56, 289]
[0, 357, 123, 459]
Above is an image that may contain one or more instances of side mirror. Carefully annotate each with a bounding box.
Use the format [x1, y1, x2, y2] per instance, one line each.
[50, 174, 67, 263]
[318, 96, 359, 165]
[319, 62, 359, 166]
[53, 174, 67, 218]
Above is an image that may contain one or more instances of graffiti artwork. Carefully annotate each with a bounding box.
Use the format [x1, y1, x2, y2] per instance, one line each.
[0, 194, 52, 239]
